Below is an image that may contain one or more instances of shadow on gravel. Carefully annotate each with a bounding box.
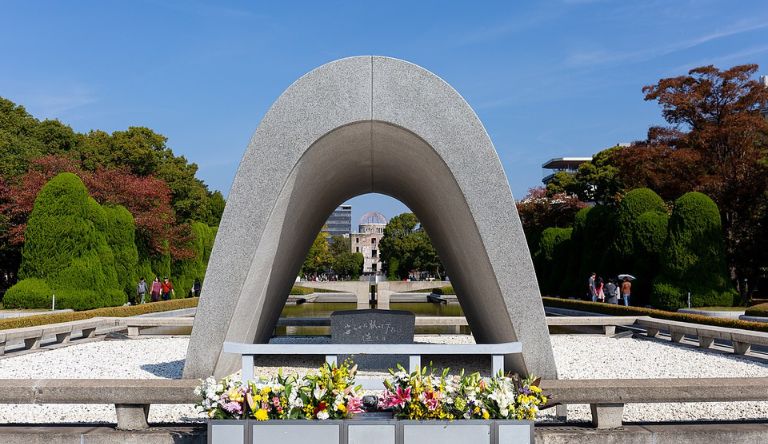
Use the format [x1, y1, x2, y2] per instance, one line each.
[141, 359, 185, 378]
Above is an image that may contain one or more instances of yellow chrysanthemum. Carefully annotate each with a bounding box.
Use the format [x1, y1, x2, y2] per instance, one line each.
[482, 409, 490, 420]
[254, 409, 269, 421]
[337, 403, 347, 413]
[227, 388, 244, 403]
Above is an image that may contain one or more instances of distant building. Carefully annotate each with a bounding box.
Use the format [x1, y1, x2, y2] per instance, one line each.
[323, 205, 352, 238]
[541, 157, 592, 185]
[350, 211, 387, 274]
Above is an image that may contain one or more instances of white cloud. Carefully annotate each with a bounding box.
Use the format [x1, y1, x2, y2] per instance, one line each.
[565, 18, 768, 67]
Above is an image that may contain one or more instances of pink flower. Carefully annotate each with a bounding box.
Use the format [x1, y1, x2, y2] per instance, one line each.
[422, 391, 440, 411]
[383, 387, 412, 409]
[221, 401, 242, 415]
[347, 397, 364, 414]
[272, 396, 280, 407]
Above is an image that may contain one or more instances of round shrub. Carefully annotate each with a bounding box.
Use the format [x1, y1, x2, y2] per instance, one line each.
[651, 281, 684, 310]
[613, 188, 666, 260]
[16, 172, 125, 309]
[104, 205, 138, 300]
[535, 227, 572, 295]
[53, 288, 126, 310]
[2, 278, 53, 309]
[653, 192, 736, 308]
[635, 210, 669, 255]
[172, 222, 216, 298]
[19, 172, 97, 282]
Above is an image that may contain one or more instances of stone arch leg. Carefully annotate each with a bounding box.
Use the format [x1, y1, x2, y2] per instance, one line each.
[184, 56, 557, 380]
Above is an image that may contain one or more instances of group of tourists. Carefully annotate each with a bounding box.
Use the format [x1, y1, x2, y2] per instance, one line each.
[588, 272, 632, 306]
[135, 277, 175, 304]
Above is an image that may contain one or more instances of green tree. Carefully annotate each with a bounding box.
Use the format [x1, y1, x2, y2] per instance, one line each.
[328, 236, 364, 280]
[8, 173, 124, 309]
[642, 64, 768, 301]
[0, 98, 44, 178]
[652, 192, 736, 309]
[302, 230, 331, 276]
[379, 213, 443, 280]
[546, 147, 624, 204]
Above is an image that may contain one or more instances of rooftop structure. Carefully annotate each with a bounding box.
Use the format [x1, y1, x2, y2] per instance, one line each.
[541, 156, 592, 184]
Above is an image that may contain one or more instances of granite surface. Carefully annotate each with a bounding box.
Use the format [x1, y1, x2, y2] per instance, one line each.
[184, 56, 557, 379]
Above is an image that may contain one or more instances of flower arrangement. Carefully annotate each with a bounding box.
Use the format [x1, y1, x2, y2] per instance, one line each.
[381, 365, 547, 420]
[196, 361, 547, 422]
[195, 360, 364, 420]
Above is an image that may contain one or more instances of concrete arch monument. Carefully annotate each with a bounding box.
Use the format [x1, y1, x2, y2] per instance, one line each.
[184, 56, 558, 379]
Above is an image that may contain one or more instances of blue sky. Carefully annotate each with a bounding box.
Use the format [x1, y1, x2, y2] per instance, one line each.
[3, 0, 768, 225]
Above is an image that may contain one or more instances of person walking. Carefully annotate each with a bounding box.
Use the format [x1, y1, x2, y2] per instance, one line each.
[605, 279, 618, 304]
[588, 272, 597, 302]
[150, 277, 162, 302]
[595, 276, 605, 302]
[193, 279, 201, 297]
[136, 277, 148, 304]
[621, 277, 632, 306]
[161, 277, 175, 301]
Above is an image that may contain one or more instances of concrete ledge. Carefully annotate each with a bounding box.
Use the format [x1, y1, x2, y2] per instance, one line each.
[678, 308, 744, 319]
[0, 425, 205, 444]
[540, 377, 768, 404]
[536, 422, 768, 444]
[0, 379, 199, 404]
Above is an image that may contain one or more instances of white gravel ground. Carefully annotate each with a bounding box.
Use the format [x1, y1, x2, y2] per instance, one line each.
[1, 334, 767, 424]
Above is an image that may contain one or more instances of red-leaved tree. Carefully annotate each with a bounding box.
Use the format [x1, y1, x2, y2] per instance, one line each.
[1, 155, 192, 259]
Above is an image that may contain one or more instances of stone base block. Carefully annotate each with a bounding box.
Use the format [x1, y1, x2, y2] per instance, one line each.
[24, 337, 41, 350]
[590, 403, 624, 429]
[55, 333, 71, 344]
[734, 341, 751, 355]
[699, 337, 714, 349]
[114, 404, 149, 430]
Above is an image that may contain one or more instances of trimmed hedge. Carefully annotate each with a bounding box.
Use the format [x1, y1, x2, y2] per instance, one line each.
[745, 303, 768, 317]
[289, 286, 346, 295]
[652, 192, 736, 309]
[2, 278, 52, 309]
[543, 297, 768, 333]
[172, 221, 217, 299]
[535, 228, 572, 296]
[104, 205, 139, 301]
[290, 286, 314, 295]
[0, 297, 199, 331]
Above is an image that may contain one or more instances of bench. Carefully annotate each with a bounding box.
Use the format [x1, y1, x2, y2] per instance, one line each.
[223, 341, 522, 388]
[0, 318, 124, 355]
[546, 316, 640, 335]
[636, 317, 768, 354]
[118, 316, 194, 337]
[541, 377, 768, 428]
[0, 378, 199, 430]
